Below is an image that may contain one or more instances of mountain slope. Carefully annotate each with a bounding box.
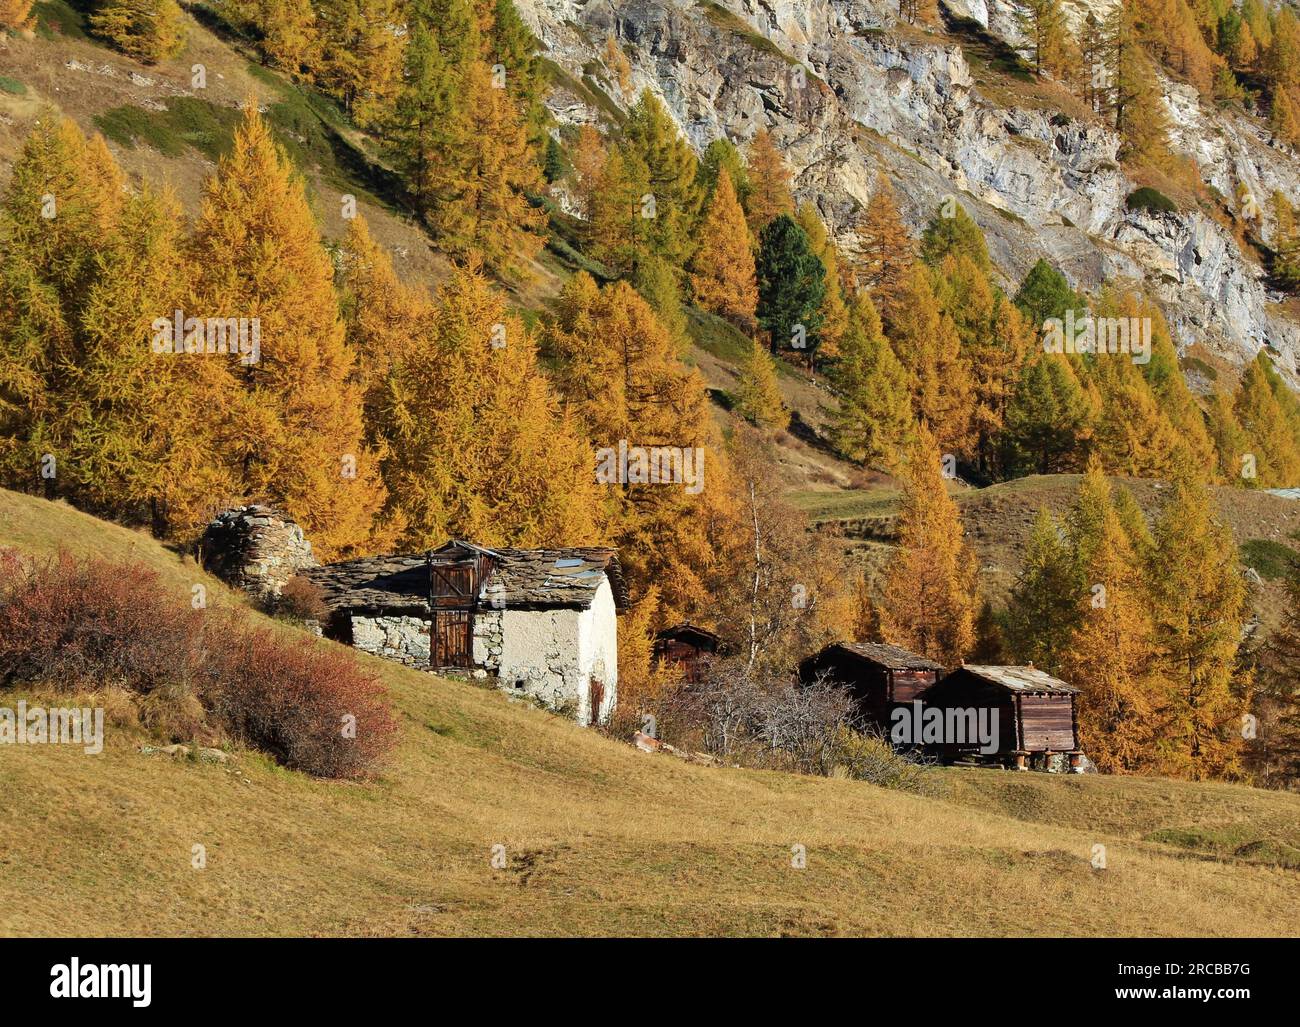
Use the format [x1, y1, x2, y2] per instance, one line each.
[522, 0, 1300, 381]
[2, 488, 1298, 937]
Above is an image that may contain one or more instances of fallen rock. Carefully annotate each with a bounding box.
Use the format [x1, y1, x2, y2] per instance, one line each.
[140, 743, 232, 764]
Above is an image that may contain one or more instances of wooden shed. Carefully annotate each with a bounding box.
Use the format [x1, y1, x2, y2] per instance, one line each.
[797, 641, 944, 733]
[919, 665, 1081, 768]
[652, 622, 721, 683]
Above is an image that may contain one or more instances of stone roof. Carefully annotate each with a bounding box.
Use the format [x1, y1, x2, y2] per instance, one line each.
[484, 547, 628, 610]
[302, 555, 429, 614]
[302, 545, 627, 614]
[958, 665, 1079, 695]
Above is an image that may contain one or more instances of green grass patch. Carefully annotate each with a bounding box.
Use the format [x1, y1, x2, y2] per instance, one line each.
[686, 305, 753, 365]
[0, 76, 26, 96]
[94, 99, 242, 161]
[97, 62, 392, 210]
[1126, 186, 1178, 215]
[1239, 538, 1298, 580]
[944, 12, 1033, 81]
[1145, 825, 1300, 868]
[685, 306, 805, 383]
[580, 75, 626, 123]
[1182, 356, 1218, 381]
[545, 231, 612, 281]
[542, 204, 614, 281]
[34, 0, 89, 40]
[787, 487, 901, 523]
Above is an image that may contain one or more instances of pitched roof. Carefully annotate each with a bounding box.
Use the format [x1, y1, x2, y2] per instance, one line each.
[957, 665, 1079, 695]
[302, 545, 628, 614]
[654, 622, 721, 646]
[803, 641, 944, 672]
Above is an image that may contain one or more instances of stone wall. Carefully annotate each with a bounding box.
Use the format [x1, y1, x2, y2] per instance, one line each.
[350, 614, 431, 667]
[473, 608, 504, 671]
[201, 505, 316, 602]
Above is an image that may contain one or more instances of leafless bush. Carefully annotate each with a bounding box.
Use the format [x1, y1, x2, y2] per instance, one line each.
[754, 678, 858, 776]
[646, 659, 857, 773]
[638, 659, 932, 790]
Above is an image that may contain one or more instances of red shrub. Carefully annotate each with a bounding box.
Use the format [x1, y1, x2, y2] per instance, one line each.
[0, 548, 205, 692]
[200, 623, 398, 780]
[0, 548, 397, 779]
[275, 575, 329, 622]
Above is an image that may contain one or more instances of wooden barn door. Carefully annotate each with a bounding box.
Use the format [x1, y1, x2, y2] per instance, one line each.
[431, 609, 472, 668]
[427, 559, 478, 669]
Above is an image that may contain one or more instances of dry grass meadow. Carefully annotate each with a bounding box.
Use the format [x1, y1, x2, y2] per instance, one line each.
[1, 488, 1299, 937]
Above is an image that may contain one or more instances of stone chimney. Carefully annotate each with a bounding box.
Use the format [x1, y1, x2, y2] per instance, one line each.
[200, 505, 316, 602]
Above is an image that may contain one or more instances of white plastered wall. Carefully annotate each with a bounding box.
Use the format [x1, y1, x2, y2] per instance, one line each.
[493, 577, 619, 726]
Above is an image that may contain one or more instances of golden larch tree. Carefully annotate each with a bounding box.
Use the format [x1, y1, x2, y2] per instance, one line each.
[379, 262, 602, 550]
[1234, 351, 1300, 486]
[1148, 456, 1250, 779]
[1059, 467, 1162, 773]
[569, 124, 607, 220]
[878, 423, 980, 666]
[889, 264, 974, 459]
[689, 169, 758, 328]
[734, 338, 786, 430]
[743, 128, 794, 234]
[187, 105, 384, 558]
[795, 202, 850, 361]
[59, 185, 195, 526]
[830, 291, 914, 469]
[546, 273, 726, 622]
[1, 0, 34, 31]
[0, 119, 125, 491]
[89, 0, 185, 63]
[853, 172, 915, 328]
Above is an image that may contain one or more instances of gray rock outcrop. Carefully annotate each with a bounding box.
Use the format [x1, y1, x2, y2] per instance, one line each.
[519, 0, 1300, 382]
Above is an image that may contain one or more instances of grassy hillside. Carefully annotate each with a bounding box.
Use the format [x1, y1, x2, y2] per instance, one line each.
[791, 473, 1300, 626]
[1, 488, 1298, 937]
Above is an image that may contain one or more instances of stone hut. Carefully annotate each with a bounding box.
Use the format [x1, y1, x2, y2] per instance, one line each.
[200, 505, 317, 602]
[304, 540, 627, 726]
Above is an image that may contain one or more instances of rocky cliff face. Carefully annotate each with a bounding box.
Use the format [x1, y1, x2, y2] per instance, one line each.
[518, 0, 1300, 382]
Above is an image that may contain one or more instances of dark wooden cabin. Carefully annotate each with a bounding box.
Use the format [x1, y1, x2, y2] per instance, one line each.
[919, 665, 1081, 768]
[652, 622, 721, 683]
[797, 641, 943, 732]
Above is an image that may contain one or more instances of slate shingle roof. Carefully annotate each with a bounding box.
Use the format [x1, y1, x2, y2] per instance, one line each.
[483, 547, 628, 610]
[958, 665, 1079, 694]
[302, 544, 628, 614]
[302, 555, 429, 613]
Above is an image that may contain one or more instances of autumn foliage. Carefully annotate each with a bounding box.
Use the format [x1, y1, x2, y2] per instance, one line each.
[0, 549, 396, 778]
